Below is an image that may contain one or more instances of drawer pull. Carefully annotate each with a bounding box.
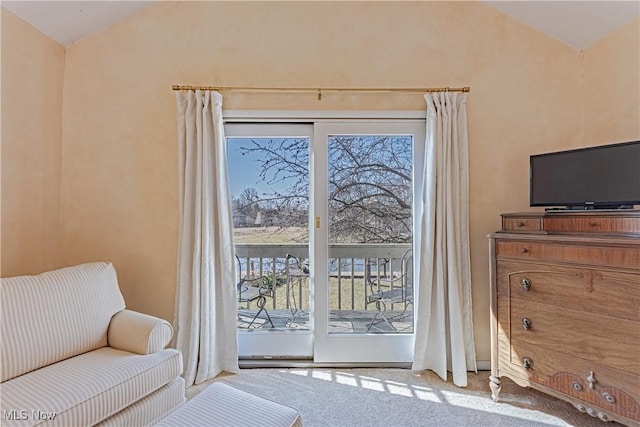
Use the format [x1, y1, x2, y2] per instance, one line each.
[516, 221, 525, 227]
[602, 392, 616, 404]
[521, 278, 531, 291]
[571, 381, 583, 392]
[520, 247, 528, 254]
[522, 357, 533, 369]
[521, 318, 532, 330]
[589, 222, 598, 227]
[597, 413, 609, 422]
[587, 371, 597, 389]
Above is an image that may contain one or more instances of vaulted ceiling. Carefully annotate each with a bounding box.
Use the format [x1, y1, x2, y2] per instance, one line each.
[2, 1, 639, 50]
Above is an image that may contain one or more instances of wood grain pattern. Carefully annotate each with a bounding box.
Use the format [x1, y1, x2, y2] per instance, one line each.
[508, 298, 640, 373]
[504, 336, 640, 422]
[503, 217, 543, 232]
[489, 212, 640, 427]
[496, 240, 640, 269]
[544, 215, 640, 235]
[500, 211, 640, 236]
[496, 260, 640, 321]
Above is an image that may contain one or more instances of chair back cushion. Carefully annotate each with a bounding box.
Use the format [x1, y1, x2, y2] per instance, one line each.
[1, 262, 125, 382]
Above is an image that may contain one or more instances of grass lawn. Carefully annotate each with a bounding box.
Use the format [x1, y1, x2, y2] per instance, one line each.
[238, 276, 403, 313]
[234, 226, 306, 244]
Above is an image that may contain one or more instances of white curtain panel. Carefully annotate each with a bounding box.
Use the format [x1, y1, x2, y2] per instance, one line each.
[173, 90, 239, 386]
[413, 92, 477, 387]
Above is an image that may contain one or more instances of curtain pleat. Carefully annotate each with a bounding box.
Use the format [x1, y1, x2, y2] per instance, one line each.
[413, 92, 476, 387]
[173, 90, 238, 387]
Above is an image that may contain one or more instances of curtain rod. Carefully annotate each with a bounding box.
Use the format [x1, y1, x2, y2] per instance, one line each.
[171, 85, 470, 100]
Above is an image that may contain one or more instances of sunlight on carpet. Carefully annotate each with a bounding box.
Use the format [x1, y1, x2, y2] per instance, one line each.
[289, 370, 440, 401]
[186, 368, 623, 427]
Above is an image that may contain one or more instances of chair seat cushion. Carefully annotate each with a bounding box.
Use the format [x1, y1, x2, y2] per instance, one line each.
[1, 347, 182, 427]
[156, 382, 302, 427]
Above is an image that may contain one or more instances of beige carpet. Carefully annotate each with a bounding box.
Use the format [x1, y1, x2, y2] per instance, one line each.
[186, 368, 622, 427]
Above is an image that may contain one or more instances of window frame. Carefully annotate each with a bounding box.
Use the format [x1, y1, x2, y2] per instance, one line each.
[225, 111, 426, 364]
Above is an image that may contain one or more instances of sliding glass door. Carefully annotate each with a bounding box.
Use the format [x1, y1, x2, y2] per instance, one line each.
[226, 119, 424, 363]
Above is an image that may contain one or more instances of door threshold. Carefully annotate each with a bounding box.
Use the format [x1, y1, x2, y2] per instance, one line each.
[239, 359, 412, 369]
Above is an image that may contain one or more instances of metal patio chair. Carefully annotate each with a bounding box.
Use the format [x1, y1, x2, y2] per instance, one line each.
[365, 248, 413, 332]
[236, 255, 274, 329]
[284, 254, 309, 326]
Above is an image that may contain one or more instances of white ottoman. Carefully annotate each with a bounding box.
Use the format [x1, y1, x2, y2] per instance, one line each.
[155, 382, 302, 427]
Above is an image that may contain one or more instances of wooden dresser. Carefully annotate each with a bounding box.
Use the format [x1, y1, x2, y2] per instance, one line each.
[489, 211, 640, 426]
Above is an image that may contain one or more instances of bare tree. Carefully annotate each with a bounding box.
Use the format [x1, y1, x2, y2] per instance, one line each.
[237, 187, 259, 210]
[237, 138, 309, 230]
[235, 136, 412, 243]
[329, 136, 412, 243]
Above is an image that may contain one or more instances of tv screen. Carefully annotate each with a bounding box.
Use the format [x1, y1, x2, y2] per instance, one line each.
[530, 141, 640, 209]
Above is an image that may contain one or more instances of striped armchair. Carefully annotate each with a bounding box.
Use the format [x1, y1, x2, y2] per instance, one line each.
[1, 262, 185, 426]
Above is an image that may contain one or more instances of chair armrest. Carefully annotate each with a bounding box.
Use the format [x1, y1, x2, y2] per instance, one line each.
[108, 309, 173, 355]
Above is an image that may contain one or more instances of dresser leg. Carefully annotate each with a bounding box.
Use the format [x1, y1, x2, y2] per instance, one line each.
[489, 376, 501, 402]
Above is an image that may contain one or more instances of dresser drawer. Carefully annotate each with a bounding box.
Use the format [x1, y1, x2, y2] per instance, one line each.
[496, 261, 640, 321]
[501, 298, 640, 374]
[498, 335, 640, 423]
[502, 216, 543, 232]
[495, 240, 640, 269]
[544, 215, 640, 235]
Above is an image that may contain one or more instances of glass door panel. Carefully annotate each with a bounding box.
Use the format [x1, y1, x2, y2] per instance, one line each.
[328, 135, 414, 335]
[314, 121, 424, 363]
[226, 124, 313, 359]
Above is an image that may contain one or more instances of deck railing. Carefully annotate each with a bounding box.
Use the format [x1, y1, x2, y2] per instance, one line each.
[235, 243, 411, 311]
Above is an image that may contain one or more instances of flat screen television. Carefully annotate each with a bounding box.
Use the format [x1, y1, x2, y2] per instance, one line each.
[530, 140, 640, 210]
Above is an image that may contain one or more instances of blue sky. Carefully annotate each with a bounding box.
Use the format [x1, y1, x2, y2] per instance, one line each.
[226, 138, 265, 198]
[226, 137, 297, 200]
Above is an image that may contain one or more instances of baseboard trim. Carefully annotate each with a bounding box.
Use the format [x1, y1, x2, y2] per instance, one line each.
[476, 360, 490, 371]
